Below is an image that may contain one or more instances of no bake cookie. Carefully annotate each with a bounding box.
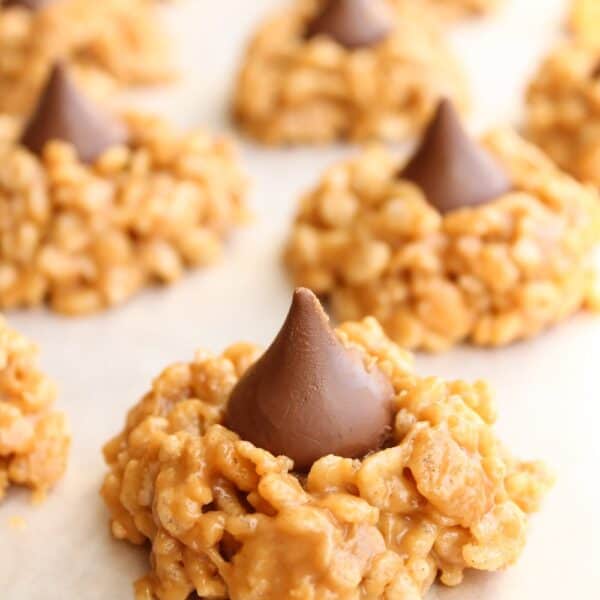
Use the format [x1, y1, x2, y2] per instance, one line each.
[569, 0, 600, 50]
[404, 0, 502, 20]
[285, 100, 600, 351]
[0, 0, 172, 129]
[102, 288, 552, 600]
[526, 0, 600, 185]
[526, 23, 600, 185]
[0, 65, 248, 315]
[233, 0, 468, 144]
[0, 318, 69, 502]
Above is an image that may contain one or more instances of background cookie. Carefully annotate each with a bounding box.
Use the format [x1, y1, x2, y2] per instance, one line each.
[285, 101, 600, 350]
[0, 65, 249, 315]
[397, 0, 504, 21]
[233, 0, 468, 144]
[0, 318, 69, 503]
[0, 0, 173, 131]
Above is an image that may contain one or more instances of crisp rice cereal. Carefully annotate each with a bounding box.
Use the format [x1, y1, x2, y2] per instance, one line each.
[284, 128, 600, 351]
[0, 0, 172, 127]
[0, 113, 249, 315]
[526, 41, 600, 186]
[232, 0, 468, 144]
[102, 317, 552, 600]
[0, 318, 69, 502]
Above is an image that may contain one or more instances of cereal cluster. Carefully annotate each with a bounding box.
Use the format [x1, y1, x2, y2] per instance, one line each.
[0, 0, 172, 126]
[233, 0, 468, 144]
[0, 114, 248, 315]
[0, 318, 69, 502]
[526, 42, 600, 186]
[102, 317, 552, 600]
[285, 128, 600, 351]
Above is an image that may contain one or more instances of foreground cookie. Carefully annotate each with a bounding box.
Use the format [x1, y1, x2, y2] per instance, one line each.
[233, 0, 468, 144]
[102, 289, 552, 600]
[285, 100, 600, 351]
[527, 1, 600, 185]
[0, 64, 248, 315]
[0, 318, 69, 502]
[0, 0, 172, 126]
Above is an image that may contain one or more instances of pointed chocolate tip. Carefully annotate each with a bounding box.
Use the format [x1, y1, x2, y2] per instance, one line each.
[401, 99, 512, 214]
[225, 288, 394, 472]
[20, 63, 128, 163]
[291, 286, 330, 325]
[306, 0, 393, 49]
[3, 0, 57, 10]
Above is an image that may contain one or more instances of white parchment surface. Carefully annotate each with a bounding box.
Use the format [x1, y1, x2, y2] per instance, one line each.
[1, 1, 599, 598]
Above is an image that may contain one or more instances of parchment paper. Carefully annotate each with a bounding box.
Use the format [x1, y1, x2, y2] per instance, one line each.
[1, 1, 598, 598]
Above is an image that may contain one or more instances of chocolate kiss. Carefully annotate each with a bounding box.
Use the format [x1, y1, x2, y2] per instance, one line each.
[21, 64, 128, 163]
[305, 0, 393, 49]
[401, 99, 512, 214]
[225, 288, 394, 472]
[3, 0, 58, 9]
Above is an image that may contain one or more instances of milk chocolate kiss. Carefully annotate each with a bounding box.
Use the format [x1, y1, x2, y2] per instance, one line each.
[305, 0, 393, 49]
[401, 99, 512, 214]
[225, 288, 394, 472]
[3, 0, 58, 9]
[21, 64, 128, 163]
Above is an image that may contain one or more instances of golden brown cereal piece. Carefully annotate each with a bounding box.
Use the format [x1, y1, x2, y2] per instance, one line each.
[0, 0, 173, 127]
[526, 41, 600, 186]
[232, 0, 468, 145]
[0, 318, 69, 502]
[284, 129, 600, 351]
[102, 318, 552, 600]
[0, 113, 249, 315]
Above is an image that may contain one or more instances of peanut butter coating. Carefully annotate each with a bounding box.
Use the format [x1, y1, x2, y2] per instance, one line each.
[21, 64, 128, 163]
[305, 0, 393, 49]
[225, 288, 394, 471]
[402, 99, 512, 214]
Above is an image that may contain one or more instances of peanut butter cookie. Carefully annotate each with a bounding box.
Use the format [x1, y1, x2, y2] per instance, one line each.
[0, 0, 173, 130]
[527, 45, 600, 185]
[0, 65, 249, 315]
[285, 100, 600, 350]
[526, 1, 600, 185]
[102, 289, 552, 600]
[233, 0, 468, 144]
[400, 0, 503, 21]
[0, 318, 69, 502]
